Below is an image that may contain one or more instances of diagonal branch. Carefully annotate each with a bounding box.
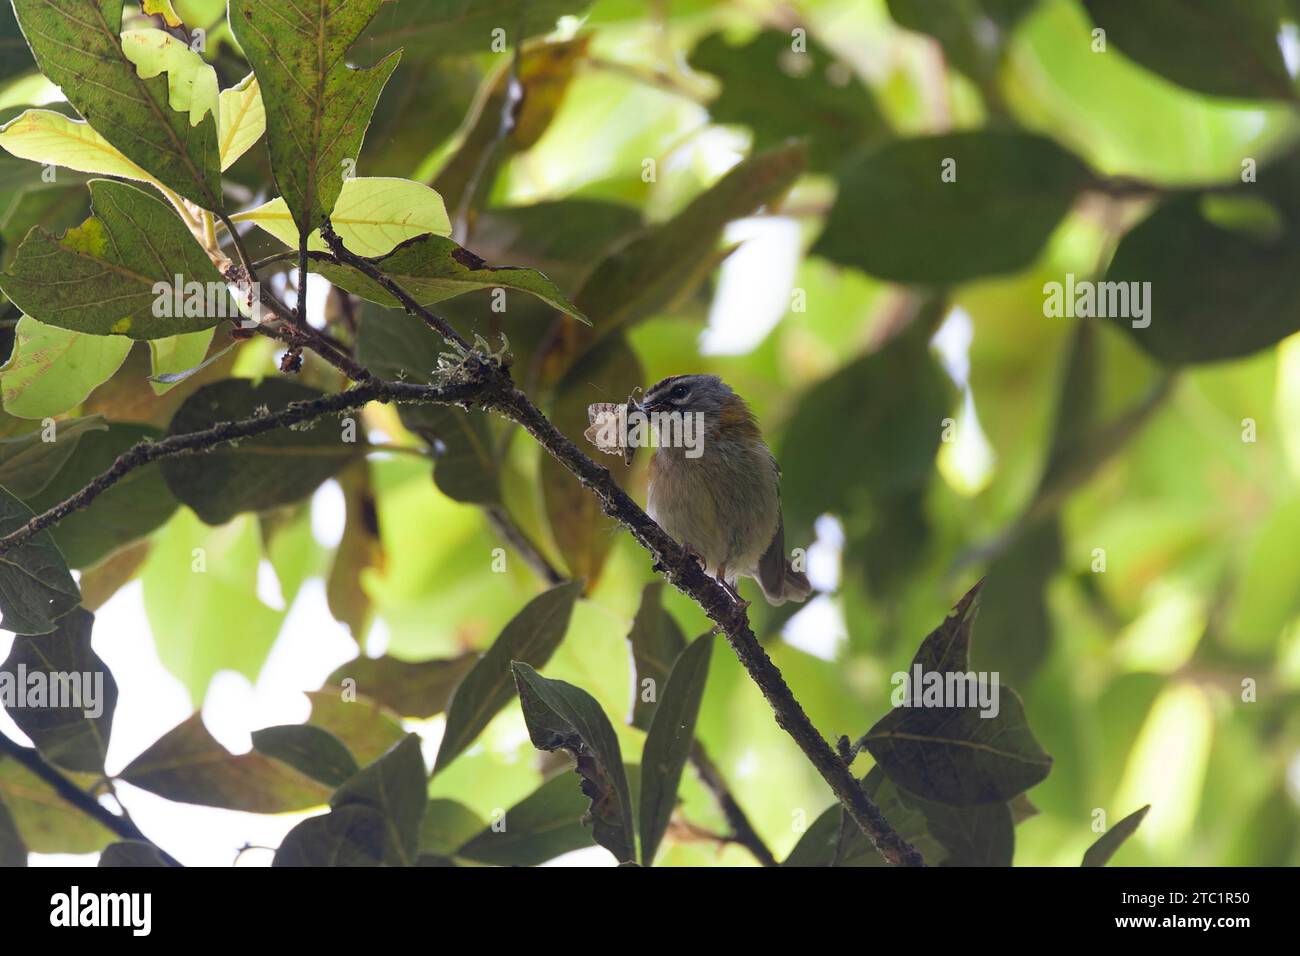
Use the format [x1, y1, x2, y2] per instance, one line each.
[3, 233, 925, 867]
[0, 729, 182, 867]
[317, 226, 924, 866]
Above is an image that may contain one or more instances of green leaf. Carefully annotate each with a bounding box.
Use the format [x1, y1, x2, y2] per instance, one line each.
[909, 578, 984, 674]
[234, 176, 450, 257]
[434, 580, 582, 773]
[316, 232, 589, 324]
[325, 462, 381, 637]
[0, 759, 114, 855]
[1107, 194, 1300, 365]
[689, 30, 890, 172]
[779, 308, 951, 537]
[0, 414, 106, 500]
[327, 652, 479, 720]
[455, 772, 594, 866]
[626, 581, 687, 732]
[886, 0, 1037, 105]
[307, 687, 407, 768]
[1082, 805, 1150, 866]
[0, 3, 35, 84]
[0, 797, 26, 867]
[119, 28, 218, 129]
[273, 804, 389, 867]
[862, 768, 1013, 867]
[330, 734, 427, 866]
[639, 633, 713, 865]
[0, 485, 80, 635]
[814, 131, 1088, 283]
[573, 143, 805, 336]
[418, 798, 484, 859]
[118, 712, 332, 812]
[2, 608, 117, 773]
[0, 109, 159, 186]
[251, 724, 360, 788]
[970, 519, 1061, 686]
[432, 38, 590, 223]
[98, 841, 169, 867]
[0, 179, 228, 339]
[833, 768, 1013, 866]
[355, 305, 502, 503]
[472, 200, 644, 292]
[859, 582, 1053, 806]
[511, 662, 636, 864]
[141, 510, 284, 701]
[0, 317, 131, 419]
[228, 0, 401, 234]
[217, 73, 265, 172]
[158, 378, 361, 525]
[26, 423, 178, 569]
[1083, 0, 1296, 101]
[10, 0, 222, 209]
[359, 0, 596, 56]
[861, 685, 1052, 807]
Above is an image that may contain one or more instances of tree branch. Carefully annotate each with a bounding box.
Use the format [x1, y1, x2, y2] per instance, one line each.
[308, 227, 923, 864]
[7, 234, 925, 866]
[689, 743, 779, 867]
[0, 729, 182, 867]
[0, 377, 499, 555]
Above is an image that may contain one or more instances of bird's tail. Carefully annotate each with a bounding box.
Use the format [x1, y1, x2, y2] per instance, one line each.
[758, 558, 812, 606]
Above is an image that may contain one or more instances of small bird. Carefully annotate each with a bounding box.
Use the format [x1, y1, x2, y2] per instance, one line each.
[640, 374, 811, 607]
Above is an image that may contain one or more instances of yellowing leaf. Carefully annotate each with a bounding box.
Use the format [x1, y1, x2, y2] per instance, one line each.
[234, 177, 451, 257]
[218, 73, 265, 171]
[0, 317, 132, 419]
[142, 0, 183, 27]
[120, 28, 219, 128]
[0, 109, 157, 185]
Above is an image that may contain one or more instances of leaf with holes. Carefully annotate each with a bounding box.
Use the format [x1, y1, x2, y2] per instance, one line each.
[512, 662, 636, 864]
[10, 0, 222, 209]
[228, 0, 401, 234]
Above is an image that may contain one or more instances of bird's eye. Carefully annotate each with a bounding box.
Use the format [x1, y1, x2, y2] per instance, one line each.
[670, 384, 688, 401]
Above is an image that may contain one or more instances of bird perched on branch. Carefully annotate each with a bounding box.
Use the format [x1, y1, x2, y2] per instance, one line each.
[639, 374, 811, 607]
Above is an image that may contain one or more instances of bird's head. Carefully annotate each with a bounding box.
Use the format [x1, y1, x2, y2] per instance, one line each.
[639, 374, 733, 417]
[638, 374, 758, 446]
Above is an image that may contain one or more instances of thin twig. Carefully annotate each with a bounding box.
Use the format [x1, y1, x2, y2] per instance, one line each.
[0, 377, 496, 555]
[0, 730, 182, 867]
[320, 220, 470, 350]
[484, 505, 565, 587]
[688, 743, 779, 867]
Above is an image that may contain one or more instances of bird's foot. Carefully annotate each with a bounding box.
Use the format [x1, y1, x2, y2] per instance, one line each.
[715, 571, 750, 609]
[681, 542, 707, 571]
